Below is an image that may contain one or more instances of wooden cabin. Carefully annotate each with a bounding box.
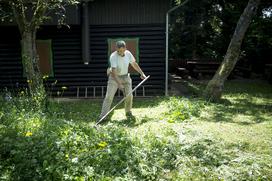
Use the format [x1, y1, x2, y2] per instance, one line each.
[0, 0, 172, 97]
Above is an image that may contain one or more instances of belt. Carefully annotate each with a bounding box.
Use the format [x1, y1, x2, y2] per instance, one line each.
[118, 74, 129, 77]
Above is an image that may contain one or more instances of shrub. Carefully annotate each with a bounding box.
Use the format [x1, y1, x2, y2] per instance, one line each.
[165, 97, 203, 122]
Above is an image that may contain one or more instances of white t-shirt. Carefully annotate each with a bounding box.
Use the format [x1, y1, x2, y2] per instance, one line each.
[110, 50, 135, 75]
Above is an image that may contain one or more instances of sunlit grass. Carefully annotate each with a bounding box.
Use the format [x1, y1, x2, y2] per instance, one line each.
[0, 80, 272, 180]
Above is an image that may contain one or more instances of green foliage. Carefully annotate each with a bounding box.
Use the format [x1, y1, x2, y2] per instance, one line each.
[0, 95, 183, 180]
[0, 111, 179, 180]
[0, 0, 79, 26]
[1, 89, 44, 115]
[0, 101, 129, 180]
[0, 80, 272, 180]
[169, 0, 271, 68]
[172, 136, 272, 180]
[164, 97, 203, 122]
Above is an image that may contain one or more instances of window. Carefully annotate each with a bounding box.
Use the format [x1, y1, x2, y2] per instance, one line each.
[22, 39, 54, 77]
[36, 40, 54, 77]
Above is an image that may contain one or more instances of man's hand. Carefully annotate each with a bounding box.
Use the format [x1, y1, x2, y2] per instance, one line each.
[130, 62, 147, 80]
[111, 68, 124, 89]
[140, 73, 147, 80]
[106, 67, 112, 76]
[118, 83, 124, 90]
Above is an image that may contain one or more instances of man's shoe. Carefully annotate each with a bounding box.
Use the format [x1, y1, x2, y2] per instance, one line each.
[125, 111, 133, 118]
[126, 111, 136, 124]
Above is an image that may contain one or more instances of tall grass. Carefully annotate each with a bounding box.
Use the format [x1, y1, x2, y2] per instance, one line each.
[0, 80, 271, 180]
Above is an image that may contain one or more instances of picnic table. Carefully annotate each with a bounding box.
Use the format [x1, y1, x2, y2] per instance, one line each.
[186, 60, 221, 78]
[172, 59, 254, 79]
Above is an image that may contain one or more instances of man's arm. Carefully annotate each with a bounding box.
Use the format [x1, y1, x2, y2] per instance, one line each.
[130, 61, 147, 80]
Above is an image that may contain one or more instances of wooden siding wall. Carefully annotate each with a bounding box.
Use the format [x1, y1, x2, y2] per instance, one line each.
[0, 28, 22, 89]
[89, 0, 171, 24]
[0, 24, 165, 97]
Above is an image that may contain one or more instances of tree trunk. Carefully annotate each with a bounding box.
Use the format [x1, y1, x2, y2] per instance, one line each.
[21, 29, 46, 110]
[203, 0, 260, 101]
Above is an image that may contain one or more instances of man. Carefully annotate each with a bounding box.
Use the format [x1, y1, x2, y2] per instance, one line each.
[98, 40, 147, 121]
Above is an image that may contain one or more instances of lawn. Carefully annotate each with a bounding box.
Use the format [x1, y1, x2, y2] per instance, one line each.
[0, 80, 271, 180]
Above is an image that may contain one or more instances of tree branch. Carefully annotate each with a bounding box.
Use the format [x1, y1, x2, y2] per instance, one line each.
[11, 0, 27, 33]
[30, 0, 47, 29]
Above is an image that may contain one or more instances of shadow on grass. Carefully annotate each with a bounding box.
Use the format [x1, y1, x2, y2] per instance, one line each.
[201, 97, 272, 125]
[185, 79, 272, 97]
[183, 80, 272, 125]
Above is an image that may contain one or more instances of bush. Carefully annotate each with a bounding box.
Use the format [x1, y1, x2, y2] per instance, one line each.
[0, 95, 183, 180]
[0, 116, 185, 180]
[0, 116, 134, 180]
[165, 97, 203, 122]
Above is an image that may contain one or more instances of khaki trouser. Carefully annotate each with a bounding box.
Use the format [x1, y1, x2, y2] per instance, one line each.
[99, 74, 133, 118]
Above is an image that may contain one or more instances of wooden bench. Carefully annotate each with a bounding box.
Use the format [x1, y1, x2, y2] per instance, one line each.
[176, 67, 189, 77]
[186, 60, 220, 78]
[185, 59, 253, 79]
